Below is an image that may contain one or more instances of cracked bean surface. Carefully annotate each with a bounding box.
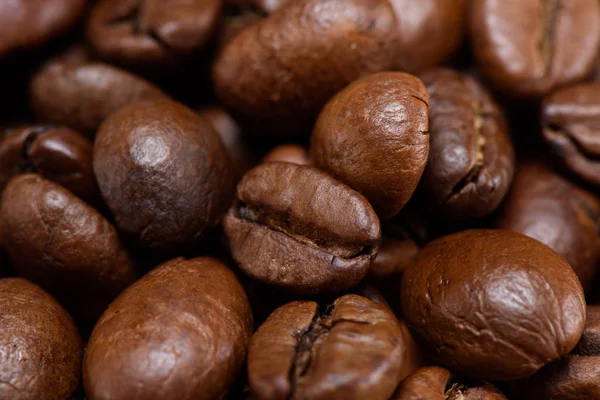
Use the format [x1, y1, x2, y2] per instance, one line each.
[419, 68, 515, 221]
[223, 162, 380, 295]
[311, 72, 430, 219]
[247, 294, 404, 400]
[401, 229, 586, 381]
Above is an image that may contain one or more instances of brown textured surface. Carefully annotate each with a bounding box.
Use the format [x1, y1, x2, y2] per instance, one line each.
[84, 257, 253, 400]
[470, 0, 600, 99]
[248, 295, 405, 400]
[197, 106, 252, 182]
[86, 0, 222, 68]
[0, 174, 138, 322]
[261, 145, 310, 165]
[401, 229, 586, 381]
[574, 306, 600, 356]
[0, 0, 85, 56]
[393, 366, 507, 399]
[213, 0, 399, 136]
[311, 72, 429, 219]
[0, 278, 82, 400]
[30, 51, 167, 135]
[223, 162, 380, 294]
[389, 0, 468, 73]
[0, 125, 99, 203]
[419, 68, 515, 220]
[542, 82, 600, 186]
[497, 160, 600, 293]
[94, 99, 233, 252]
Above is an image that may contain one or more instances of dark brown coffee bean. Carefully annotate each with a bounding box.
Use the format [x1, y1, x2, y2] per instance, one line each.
[397, 321, 429, 382]
[94, 99, 233, 252]
[213, 0, 399, 136]
[370, 236, 419, 280]
[261, 144, 310, 165]
[30, 50, 167, 135]
[0, 0, 86, 56]
[542, 82, 600, 186]
[84, 257, 253, 400]
[497, 161, 600, 293]
[419, 68, 515, 220]
[0, 174, 138, 323]
[393, 366, 507, 400]
[197, 106, 253, 182]
[389, 0, 468, 73]
[401, 229, 585, 381]
[86, 0, 222, 69]
[0, 125, 99, 203]
[0, 277, 82, 400]
[311, 72, 429, 219]
[223, 162, 380, 295]
[470, 0, 600, 99]
[247, 294, 405, 400]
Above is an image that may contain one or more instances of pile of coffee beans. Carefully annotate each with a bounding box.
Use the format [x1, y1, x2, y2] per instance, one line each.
[2, 0, 600, 399]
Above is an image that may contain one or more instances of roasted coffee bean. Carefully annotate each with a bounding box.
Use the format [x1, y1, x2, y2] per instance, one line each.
[84, 257, 253, 400]
[369, 236, 419, 281]
[197, 106, 253, 182]
[497, 161, 600, 293]
[0, 125, 99, 203]
[223, 162, 380, 295]
[94, 99, 233, 252]
[401, 229, 586, 381]
[30, 51, 167, 135]
[389, 0, 468, 73]
[86, 0, 222, 69]
[311, 72, 429, 219]
[0, 278, 83, 400]
[419, 68, 514, 220]
[470, 0, 600, 99]
[393, 366, 507, 400]
[507, 308, 600, 400]
[0, 174, 138, 322]
[247, 294, 405, 400]
[213, 0, 399, 136]
[542, 82, 600, 186]
[0, 0, 86, 57]
[261, 144, 310, 165]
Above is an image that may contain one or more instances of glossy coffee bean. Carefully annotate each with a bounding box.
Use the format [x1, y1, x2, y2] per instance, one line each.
[508, 308, 600, 400]
[389, 0, 468, 73]
[197, 106, 252, 182]
[393, 366, 507, 400]
[311, 72, 429, 219]
[470, 0, 600, 99]
[0, 0, 86, 56]
[0, 174, 138, 322]
[497, 161, 600, 293]
[30, 51, 167, 135]
[248, 294, 405, 400]
[370, 236, 419, 281]
[223, 162, 380, 295]
[84, 257, 253, 400]
[0, 125, 99, 203]
[401, 229, 586, 381]
[94, 99, 233, 252]
[0, 278, 83, 400]
[261, 144, 310, 165]
[419, 68, 515, 220]
[86, 0, 222, 69]
[213, 0, 399, 136]
[542, 82, 600, 186]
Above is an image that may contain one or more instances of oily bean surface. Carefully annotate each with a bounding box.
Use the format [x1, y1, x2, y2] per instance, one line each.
[223, 162, 380, 295]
